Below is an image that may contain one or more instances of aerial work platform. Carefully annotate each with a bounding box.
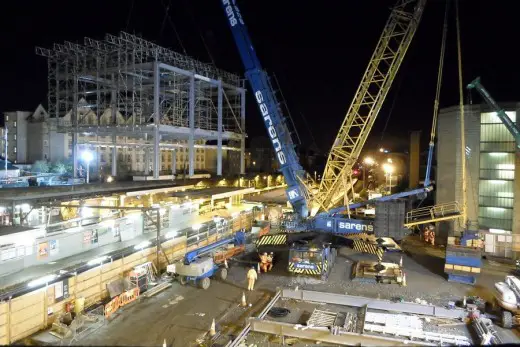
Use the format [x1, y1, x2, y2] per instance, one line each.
[404, 201, 462, 228]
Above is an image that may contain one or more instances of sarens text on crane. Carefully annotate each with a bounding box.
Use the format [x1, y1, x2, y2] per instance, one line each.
[222, 0, 243, 27]
[255, 91, 287, 166]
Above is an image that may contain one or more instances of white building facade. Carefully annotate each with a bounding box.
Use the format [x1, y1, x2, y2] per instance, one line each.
[437, 103, 520, 244]
[2, 103, 226, 176]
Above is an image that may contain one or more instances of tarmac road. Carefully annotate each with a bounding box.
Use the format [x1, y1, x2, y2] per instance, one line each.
[70, 269, 268, 347]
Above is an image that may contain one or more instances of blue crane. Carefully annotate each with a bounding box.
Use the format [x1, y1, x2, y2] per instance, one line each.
[221, 0, 431, 234]
[220, 0, 308, 218]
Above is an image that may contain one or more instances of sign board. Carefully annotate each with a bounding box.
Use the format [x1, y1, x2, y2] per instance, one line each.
[49, 240, 59, 256]
[37, 242, 49, 259]
[314, 217, 374, 234]
[294, 263, 317, 270]
[63, 279, 70, 299]
[55, 281, 64, 300]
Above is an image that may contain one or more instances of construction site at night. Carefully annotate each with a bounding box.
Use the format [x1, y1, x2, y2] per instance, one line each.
[1, 0, 520, 346]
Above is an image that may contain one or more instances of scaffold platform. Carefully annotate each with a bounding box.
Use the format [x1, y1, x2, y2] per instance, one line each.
[403, 201, 462, 228]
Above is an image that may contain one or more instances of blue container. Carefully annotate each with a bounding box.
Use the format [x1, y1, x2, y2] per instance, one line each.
[447, 273, 476, 285]
[445, 255, 481, 268]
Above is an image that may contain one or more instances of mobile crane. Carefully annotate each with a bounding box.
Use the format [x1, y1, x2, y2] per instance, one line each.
[221, 0, 429, 234]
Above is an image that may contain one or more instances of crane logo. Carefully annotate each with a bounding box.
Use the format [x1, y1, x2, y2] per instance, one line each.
[222, 0, 244, 27]
[255, 91, 287, 166]
[287, 188, 300, 201]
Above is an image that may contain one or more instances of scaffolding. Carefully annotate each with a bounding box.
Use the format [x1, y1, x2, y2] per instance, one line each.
[36, 32, 246, 178]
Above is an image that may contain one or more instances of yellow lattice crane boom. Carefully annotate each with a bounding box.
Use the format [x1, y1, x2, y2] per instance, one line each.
[314, 0, 427, 215]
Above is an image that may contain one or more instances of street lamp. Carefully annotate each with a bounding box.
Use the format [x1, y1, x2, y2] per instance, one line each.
[382, 163, 394, 194]
[81, 150, 94, 184]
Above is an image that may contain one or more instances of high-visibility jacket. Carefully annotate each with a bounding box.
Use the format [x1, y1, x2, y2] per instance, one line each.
[247, 268, 258, 280]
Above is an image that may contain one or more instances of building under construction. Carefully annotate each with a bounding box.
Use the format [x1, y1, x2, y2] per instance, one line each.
[35, 32, 246, 178]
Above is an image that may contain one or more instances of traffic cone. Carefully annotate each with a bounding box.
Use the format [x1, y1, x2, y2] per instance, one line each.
[399, 256, 403, 267]
[163, 339, 167, 347]
[209, 318, 216, 337]
[241, 292, 247, 307]
[224, 258, 229, 269]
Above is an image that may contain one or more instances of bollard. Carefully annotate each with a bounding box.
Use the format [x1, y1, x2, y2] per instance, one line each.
[399, 256, 403, 267]
[241, 292, 247, 307]
[463, 296, 467, 307]
[209, 318, 216, 337]
[224, 259, 229, 269]
[401, 273, 407, 287]
[257, 262, 261, 274]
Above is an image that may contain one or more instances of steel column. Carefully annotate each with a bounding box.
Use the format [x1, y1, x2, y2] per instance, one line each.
[217, 81, 223, 176]
[153, 62, 161, 179]
[111, 88, 117, 177]
[281, 289, 465, 319]
[188, 75, 195, 177]
[172, 149, 176, 175]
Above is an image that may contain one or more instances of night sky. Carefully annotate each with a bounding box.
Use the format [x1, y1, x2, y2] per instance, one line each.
[1, 0, 519, 153]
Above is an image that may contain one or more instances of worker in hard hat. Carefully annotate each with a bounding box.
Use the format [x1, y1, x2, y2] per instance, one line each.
[247, 266, 258, 291]
[259, 252, 269, 273]
[266, 252, 274, 272]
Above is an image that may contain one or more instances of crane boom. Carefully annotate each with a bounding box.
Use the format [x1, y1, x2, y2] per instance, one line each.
[220, 0, 309, 217]
[467, 77, 520, 148]
[317, 0, 427, 213]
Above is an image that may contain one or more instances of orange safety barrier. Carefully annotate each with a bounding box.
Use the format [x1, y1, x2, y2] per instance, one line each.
[214, 245, 245, 264]
[104, 287, 141, 319]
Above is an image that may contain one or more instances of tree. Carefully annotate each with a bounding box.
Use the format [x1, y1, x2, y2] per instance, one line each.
[50, 160, 73, 175]
[32, 160, 50, 173]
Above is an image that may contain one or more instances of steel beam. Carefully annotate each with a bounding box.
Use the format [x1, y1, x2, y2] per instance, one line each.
[248, 318, 432, 346]
[281, 289, 465, 320]
[226, 290, 282, 347]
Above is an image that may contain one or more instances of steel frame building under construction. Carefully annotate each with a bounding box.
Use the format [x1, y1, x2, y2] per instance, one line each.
[35, 32, 246, 178]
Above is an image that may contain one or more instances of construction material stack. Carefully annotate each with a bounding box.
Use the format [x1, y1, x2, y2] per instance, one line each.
[444, 231, 482, 285]
[374, 201, 408, 240]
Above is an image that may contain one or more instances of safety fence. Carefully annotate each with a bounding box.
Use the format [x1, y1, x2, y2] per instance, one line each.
[0, 210, 257, 344]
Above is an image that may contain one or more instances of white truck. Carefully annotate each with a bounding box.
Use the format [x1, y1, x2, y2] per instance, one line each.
[494, 275, 520, 328]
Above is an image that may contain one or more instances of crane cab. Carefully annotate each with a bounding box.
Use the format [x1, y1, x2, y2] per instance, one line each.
[288, 242, 337, 280]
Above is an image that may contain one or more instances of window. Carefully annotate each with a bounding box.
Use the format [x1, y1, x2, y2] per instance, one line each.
[13, 147, 16, 153]
[5, 116, 8, 122]
[13, 134, 16, 141]
[13, 121, 16, 128]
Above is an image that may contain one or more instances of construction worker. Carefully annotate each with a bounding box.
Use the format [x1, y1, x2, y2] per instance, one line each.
[259, 252, 269, 272]
[247, 266, 257, 291]
[266, 252, 274, 272]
